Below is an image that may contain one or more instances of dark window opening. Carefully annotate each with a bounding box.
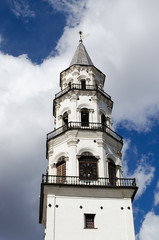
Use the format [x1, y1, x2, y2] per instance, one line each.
[63, 112, 68, 125]
[101, 113, 106, 126]
[85, 214, 95, 229]
[81, 80, 86, 90]
[68, 82, 71, 88]
[108, 159, 116, 186]
[81, 108, 89, 126]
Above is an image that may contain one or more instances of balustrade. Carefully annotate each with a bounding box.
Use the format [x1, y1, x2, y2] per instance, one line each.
[42, 175, 136, 187]
[55, 84, 111, 100]
[47, 121, 123, 143]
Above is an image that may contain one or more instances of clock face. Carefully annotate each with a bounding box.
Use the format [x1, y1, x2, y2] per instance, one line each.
[79, 161, 97, 179]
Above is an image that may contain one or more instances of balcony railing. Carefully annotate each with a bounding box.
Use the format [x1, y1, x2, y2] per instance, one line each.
[55, 84, 111, 100]
[42, 175, 136, 187]
[47, 122, 123, 143]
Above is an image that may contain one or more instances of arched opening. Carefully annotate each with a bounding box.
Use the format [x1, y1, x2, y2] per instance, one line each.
[108, 159, 116, 186]
[79, 152, 98, 180]
[101, 113, 106, 126]
[81, 108, 89, 126]
[81, 80, 86, 90]
[56, 156, 66, 183]
[62, 112, 68, 125]
[68, 82, 71, 88]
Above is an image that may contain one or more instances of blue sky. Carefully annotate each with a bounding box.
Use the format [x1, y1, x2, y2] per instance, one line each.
[0, 0, 159, 239]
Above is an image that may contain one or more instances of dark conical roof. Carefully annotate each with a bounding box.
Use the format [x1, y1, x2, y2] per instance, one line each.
[70, 41, 94, 67]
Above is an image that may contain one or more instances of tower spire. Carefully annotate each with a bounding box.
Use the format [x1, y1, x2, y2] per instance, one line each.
[69, 31, 94, 67]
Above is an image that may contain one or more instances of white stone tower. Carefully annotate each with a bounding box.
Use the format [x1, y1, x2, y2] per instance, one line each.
[39, 35, 138, 240]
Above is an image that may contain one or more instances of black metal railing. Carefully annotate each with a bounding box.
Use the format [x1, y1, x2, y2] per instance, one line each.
[42, 175, 136, 187]
[55, 84, 111, 100]
[47, 122, 123, 143]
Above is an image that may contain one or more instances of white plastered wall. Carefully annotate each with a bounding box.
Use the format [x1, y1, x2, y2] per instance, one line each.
[45, 196, 135, 240]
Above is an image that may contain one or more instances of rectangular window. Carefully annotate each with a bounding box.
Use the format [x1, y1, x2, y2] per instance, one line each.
[85, 214, 95, 229]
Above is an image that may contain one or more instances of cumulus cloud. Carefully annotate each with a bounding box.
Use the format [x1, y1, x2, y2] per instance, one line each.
[10, 0, 35, 20]
[136, 182, 159, 239]
[46, 0, 87, 26]
[53, 0, 159, 132]
[120, 138, 130, 175]
[132, 157, 155, 199]
[1, 0, 159, 239]
[0, 50, 68, 239]
[122, 140, 154, 199]
[136, 212, 159, 240]
[154, 181, 159, 206]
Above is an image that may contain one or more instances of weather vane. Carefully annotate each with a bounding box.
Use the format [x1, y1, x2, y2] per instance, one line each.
[79, 31, 83, 42]
[79, 31, 90, 42]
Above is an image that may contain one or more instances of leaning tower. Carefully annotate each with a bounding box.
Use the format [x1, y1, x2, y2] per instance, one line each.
[39, 36, 138, 240]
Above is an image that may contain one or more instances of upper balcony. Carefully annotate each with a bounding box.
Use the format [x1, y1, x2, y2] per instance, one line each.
[47, 122, 123, 143]
[55, 84, 112, 101]
[42, 174, 136, 187]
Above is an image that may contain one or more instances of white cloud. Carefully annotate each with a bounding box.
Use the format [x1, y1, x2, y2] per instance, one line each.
[10, 0, 35, 20]
[122, 141, 154, 199]
[136, 211, 159, 240]
[132, 157, 155, 199]
[53, 0, 159, 132]
[154, 181, 159, 206]
[46, 0, 87, 26]
[1, 0, 159, 238]
[0, 50, 69, 238]
[121, 138, 131, 176]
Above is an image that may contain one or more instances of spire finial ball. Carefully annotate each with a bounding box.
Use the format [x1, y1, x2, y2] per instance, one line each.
[79, 31, 83, 42]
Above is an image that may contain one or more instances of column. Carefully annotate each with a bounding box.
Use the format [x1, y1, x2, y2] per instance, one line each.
[70, 94, 77, 122]
[96, 139, 105, 178]
[67, 137, 77, 176]
[92, 96, 98, 122]
[55, 104, 61, 128]
[105, 159, 110, 178]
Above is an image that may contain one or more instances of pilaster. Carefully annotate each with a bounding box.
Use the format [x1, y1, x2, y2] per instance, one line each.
[67, 137, 77, 176]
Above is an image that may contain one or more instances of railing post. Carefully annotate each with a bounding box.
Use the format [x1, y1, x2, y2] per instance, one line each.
[133, 178, 136, 186]
[46, 172, 48, 183]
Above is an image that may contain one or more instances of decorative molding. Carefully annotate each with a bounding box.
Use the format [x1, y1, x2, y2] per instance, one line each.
[67, 138, 77, 147]
[50, 162, 56, 168]
[58, 115, 62, 120]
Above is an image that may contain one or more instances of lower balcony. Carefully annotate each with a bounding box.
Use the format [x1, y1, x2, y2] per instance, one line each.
[39, 175, 138, 223]
[42, 175, 136, 188]
[47, 122, 123, 143]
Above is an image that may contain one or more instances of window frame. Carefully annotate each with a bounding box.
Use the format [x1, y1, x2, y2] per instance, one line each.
[81, 79, 86, 90]
[84, 214, 95, 229]
[56, 157, 66, 183]
[81, 108, 89, 127]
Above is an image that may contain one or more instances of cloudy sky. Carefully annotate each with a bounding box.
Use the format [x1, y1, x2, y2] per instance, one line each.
[0, 0, 159, 239]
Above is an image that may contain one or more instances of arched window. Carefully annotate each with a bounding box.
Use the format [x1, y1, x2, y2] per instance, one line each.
[81, 80, 86, 90]
[68, 82, 71, 88]
[101, 113, 106, 126]
[108, 159, 116, 186]
[62, 112, 68, 125]
[79, 152, 98, 180]
[81, 108, 89, 127]
[56, 156, 66, 183]
[81, 151, 93, 156]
